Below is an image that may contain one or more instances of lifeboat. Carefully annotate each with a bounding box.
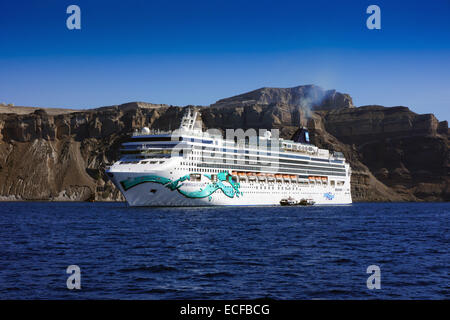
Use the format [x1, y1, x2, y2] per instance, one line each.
[321, 177, 327, 182]
[237, 172, 246, 176]
[290, 175, 297, 179]
[308, 176, 314, 180]
[256, 173, 266, 180]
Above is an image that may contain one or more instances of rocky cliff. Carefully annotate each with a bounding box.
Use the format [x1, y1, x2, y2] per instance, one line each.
[0, 85, 448, 202]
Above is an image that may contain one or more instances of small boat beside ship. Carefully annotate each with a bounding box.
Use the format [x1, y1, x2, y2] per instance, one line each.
[280, 197, 315, 206]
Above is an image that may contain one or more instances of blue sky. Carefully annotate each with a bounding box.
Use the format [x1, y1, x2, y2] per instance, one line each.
[1, 0, 449, 121]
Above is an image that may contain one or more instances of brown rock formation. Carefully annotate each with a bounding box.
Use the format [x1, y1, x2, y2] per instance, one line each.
[321, 106, 449, 201]
[0, 86, 447, 202]
[212, 85, 354, 111]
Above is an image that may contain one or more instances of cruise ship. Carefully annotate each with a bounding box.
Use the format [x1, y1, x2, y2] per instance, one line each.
[106, 108, 352, 206]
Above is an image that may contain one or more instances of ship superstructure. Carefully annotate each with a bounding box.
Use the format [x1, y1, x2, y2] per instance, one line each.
[106, 108, 352, 206]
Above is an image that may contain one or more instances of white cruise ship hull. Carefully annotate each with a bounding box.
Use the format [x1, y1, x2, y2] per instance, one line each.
[108, 170, 352, 207]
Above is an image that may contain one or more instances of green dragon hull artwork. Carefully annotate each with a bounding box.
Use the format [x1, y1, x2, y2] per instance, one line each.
[120, 171, 242, 201]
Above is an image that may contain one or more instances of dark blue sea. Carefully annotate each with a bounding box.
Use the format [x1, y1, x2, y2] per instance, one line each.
[0, 202, 448, 299]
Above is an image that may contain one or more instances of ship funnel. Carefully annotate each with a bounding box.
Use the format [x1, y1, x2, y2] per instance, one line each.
[292, 127, 310, 144]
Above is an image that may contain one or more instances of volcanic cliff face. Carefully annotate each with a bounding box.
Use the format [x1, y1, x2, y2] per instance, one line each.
[0, 85, 448, 202]
[322, 106, 449, 201]
[0, 102, 187, 201]
[211, 85, 354, 111]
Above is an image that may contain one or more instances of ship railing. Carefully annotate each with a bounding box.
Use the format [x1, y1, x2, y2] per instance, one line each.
[132, 129, 173, 136]
[132, 128, 225, 140]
